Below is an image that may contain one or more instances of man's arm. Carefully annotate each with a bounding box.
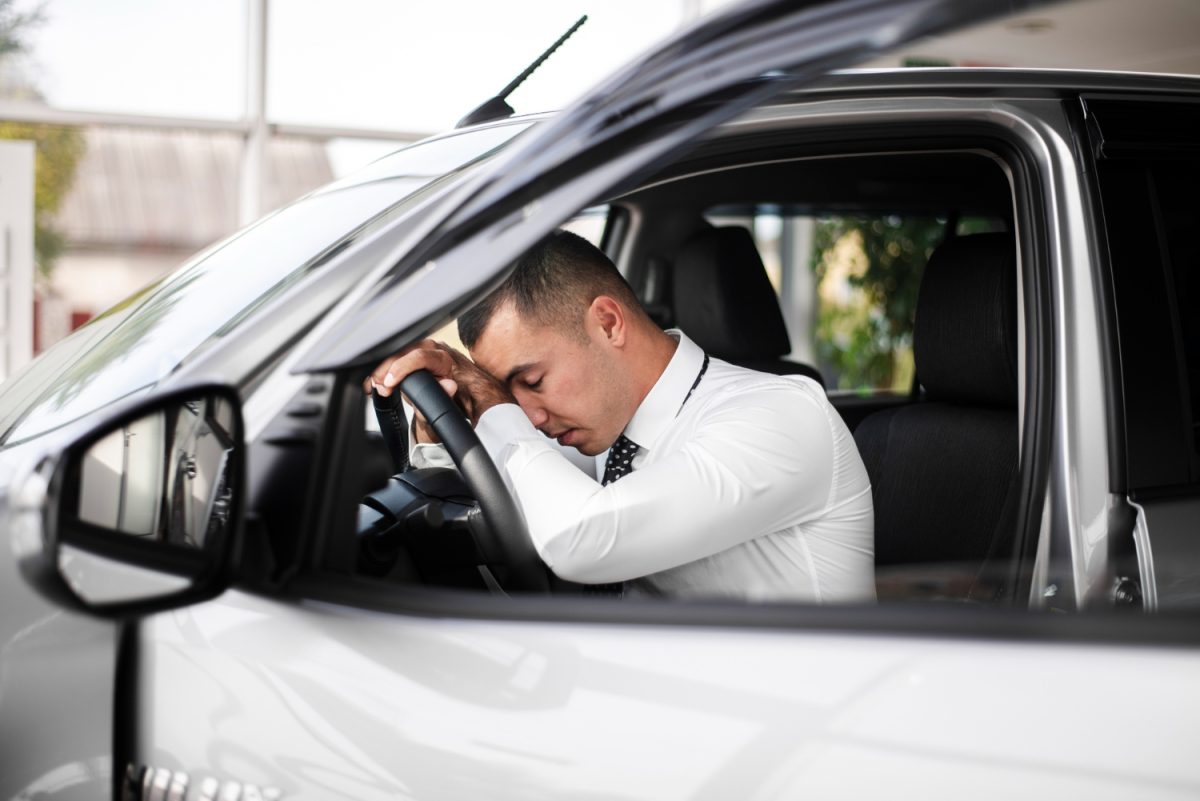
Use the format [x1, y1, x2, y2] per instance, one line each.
[409, 402, 593, 474]
[475, 386, 838, 584]
[366, 342, 593, 474]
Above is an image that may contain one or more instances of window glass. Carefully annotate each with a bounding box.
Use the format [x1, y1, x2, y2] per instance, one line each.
[705, 208, 963, 394]
[319, 123, 532, 192]
[0, 124, 528, 448]
[1156, 166, 1200, 467]
[1100, 156, 1200, 489]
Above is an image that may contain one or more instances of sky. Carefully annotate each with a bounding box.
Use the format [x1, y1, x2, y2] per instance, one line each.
[16, 0, 696, 135]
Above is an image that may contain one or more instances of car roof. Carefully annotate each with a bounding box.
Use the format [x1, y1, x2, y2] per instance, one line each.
[804, 66, 1200, 97]
[454, 67, 1200, 142]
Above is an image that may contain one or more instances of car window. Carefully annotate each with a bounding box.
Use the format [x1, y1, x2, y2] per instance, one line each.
[704, 207, 1005, 393]
[1088, 97, 1200, 608]
[1091, 101, 1200, 491]
[0, 123, 531, 449]
[343, 140, 1035, 606]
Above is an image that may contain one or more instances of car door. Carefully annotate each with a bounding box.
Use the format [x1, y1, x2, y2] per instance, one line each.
[125, 3, 1200, 800]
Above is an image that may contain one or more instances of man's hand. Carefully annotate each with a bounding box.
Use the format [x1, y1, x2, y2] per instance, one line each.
[363, 340, 515, 442]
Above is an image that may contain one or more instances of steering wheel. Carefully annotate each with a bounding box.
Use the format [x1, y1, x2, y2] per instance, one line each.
[372, 370, 548, 593]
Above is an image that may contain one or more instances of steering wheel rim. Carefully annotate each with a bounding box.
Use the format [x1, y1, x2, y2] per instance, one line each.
[388, 370, 549, 593]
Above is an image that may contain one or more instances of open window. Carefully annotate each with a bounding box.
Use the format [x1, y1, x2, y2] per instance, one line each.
[275, 2, 1059, 617]
[317, 124, 1037, 608]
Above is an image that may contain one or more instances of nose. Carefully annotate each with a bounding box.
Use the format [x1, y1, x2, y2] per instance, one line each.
[515, 394, 548, 429]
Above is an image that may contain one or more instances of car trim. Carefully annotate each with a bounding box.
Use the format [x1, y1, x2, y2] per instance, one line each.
[281, 575, 1200, 648]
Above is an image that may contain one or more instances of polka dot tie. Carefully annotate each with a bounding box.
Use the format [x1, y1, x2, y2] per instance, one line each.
[602, 434, 640, 486]
[585, 434, 640, 597]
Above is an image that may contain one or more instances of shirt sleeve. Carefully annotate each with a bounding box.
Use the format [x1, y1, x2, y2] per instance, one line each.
[413, 403, 595, 473]
[474, 388, 836, 584]
[405, 400, 456, 469]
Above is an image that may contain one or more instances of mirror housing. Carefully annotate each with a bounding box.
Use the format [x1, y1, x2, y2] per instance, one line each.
[16, 384, 244, 618]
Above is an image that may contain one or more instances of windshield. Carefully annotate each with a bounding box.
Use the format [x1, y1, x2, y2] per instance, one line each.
[0, 122, 531, 448]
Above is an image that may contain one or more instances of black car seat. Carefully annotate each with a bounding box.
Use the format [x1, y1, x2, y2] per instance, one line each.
[853, 232, 1020, 601]
[672, 226, 824, 386]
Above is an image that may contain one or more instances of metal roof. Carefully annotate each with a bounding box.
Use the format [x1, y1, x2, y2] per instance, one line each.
[54, 126, 333, 250]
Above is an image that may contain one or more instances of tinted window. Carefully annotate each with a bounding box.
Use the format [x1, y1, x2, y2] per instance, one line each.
[1093, 109, 1200, 490]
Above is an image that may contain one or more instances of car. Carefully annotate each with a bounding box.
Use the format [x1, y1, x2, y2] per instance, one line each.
[2, 0, 1199, 798]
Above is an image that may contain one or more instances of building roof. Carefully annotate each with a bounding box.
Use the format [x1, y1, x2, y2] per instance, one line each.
[54, 125, 333, 251]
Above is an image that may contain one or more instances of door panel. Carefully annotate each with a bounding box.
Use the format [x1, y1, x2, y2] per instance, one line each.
[136, 590, 1200, 800]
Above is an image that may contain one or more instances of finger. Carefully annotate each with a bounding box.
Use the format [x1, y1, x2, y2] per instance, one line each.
[437, 378, 458, 398]
[381, 348, 455, 389]
[368, 355, 402, 392]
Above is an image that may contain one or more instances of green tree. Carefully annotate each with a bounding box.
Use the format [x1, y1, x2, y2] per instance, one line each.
[0, 1, 85, 278]
[0, 0, 38, 58]
[810, 215, 946, 391]
[0, 121, 85, 277]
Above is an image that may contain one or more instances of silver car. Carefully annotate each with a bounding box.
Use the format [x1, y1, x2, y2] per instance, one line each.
[2, 1, 1198, 798]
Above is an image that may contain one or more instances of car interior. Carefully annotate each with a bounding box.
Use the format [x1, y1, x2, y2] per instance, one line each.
[345, 136, 1025, 605]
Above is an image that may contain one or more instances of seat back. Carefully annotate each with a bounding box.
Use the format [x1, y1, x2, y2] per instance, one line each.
[853, 233, 1020, 600]
[672, 227, 823, 385]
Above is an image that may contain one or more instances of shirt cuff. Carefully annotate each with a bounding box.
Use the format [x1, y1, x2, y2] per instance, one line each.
[411, 442, 454, 469]
[475, 402, 542, 459]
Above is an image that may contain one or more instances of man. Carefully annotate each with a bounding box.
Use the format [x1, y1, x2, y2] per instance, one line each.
[368, 230, 874, 601]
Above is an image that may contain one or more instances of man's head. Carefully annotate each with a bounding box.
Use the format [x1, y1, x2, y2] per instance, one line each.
[459, 229, 673, 455]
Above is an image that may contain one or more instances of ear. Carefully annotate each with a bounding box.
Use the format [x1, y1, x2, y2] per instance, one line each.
[587, 295, 627, 348]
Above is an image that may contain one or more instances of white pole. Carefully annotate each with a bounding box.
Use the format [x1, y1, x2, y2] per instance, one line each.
[0, 140, 35, 380]
[239, 0, 269, 227]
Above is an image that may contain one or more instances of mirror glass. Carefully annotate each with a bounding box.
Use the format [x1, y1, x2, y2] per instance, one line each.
[58, 544, 191, 604]
[74, 393, 238, 550]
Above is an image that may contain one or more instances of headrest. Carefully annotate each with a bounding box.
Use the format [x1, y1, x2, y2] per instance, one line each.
[914, 233, 1018, 406]
[672, 227, 791, 359]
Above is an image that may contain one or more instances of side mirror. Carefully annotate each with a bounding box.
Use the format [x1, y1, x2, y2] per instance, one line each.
[17, 385, 244, 618]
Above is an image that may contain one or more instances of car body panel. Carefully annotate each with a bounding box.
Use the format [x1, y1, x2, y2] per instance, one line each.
[0, 438, 116, 799]
[137, 589, 1200, 800]
[127, 84, 1200, 799]
[1, 0, 1198, 797]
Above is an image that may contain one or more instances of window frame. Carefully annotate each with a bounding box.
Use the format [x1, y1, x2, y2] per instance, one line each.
[267, 100, 1080, 638]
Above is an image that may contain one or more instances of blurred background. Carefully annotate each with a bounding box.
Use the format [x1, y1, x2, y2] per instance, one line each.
[0, 0, 1196, 387]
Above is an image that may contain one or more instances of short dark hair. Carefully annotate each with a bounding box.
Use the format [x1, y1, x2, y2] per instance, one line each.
[458, 229, 642, 348]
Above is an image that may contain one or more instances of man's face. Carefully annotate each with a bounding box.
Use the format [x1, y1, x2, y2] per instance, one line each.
[469, 301, 632, 456]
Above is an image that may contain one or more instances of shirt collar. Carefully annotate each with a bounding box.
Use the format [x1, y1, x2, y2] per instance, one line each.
[622, 329, 704, 452]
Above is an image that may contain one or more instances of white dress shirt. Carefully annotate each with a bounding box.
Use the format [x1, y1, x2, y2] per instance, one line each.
[413, 330, 875, 602]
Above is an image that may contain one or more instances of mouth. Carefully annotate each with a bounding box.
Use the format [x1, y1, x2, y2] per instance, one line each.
[552, 428, 579, 447]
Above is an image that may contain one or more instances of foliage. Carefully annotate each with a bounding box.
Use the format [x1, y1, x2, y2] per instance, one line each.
[0, 1, 85, 279]
[810, 215, 945, 391]
[0, 0, 40, 59]
[0, 121, 84, 277]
